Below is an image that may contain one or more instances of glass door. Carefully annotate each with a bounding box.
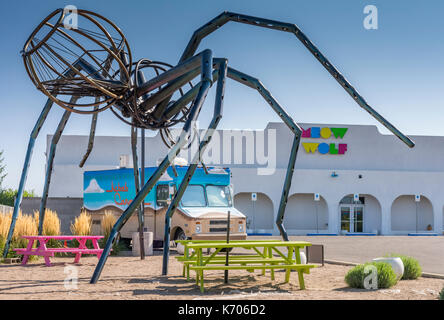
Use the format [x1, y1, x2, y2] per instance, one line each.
[353, 206, 364, 233]
[340, 206, 351, 232]
[340, 205, 364, 233]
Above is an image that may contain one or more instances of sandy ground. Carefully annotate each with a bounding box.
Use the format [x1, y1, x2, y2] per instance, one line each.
[0, 251, 442, 300]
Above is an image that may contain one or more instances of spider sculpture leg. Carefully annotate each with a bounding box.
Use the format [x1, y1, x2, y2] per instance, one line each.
[164, 12, 414, 148]
[131, 125, 145, 259]
[3, 59, 88, 256]
[79, 60, 115, 168]
[226, 67, 302, 241]
[161, 58, 228, 275]
[159, 62, 302, 272]
[38, 96, 79, 234]
[90, 50, 214, 283]
[156, 63, 301, 247]
[131, 68, 154, 259]
[37, 110, 72, 234]
[151, 11, 415, 241]
[2, 98, 54, 257]
[78, 103, 99, 168]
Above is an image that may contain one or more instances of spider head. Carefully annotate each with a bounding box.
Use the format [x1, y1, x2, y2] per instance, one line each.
[22, 8, 132, 115]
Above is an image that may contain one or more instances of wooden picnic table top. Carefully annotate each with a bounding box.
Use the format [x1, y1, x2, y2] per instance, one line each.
[22, 235, 104, 240]
[186, 241, 312, 249]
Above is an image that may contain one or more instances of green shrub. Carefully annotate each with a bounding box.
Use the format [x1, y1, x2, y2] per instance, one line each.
[0, 188, 36, 207]
[386, 254, 422, 280]
[345, 262, 398, 289]
[439, 287, 444, 300]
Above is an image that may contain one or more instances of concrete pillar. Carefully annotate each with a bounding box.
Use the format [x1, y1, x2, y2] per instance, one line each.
[380, 201, 392, 235]
[272, 197, 280, 236]
[433, 202, 443, 234]
[327, 199, 338, 234]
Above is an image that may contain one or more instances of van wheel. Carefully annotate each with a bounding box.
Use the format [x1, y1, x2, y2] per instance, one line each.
[174, 229, 187, 255]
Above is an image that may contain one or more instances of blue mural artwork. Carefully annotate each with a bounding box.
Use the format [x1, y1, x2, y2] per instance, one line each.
[83, 166, 231, 211]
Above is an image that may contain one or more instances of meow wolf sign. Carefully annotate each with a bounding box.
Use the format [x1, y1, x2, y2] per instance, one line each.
[301, 127, 348, 155]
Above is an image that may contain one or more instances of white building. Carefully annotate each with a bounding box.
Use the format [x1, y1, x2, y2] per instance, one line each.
[46, 122, 444, 236]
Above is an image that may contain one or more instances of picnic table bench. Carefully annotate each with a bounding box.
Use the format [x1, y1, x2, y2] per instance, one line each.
[13, 235, 106, 266]
[175, 240, 316, 293]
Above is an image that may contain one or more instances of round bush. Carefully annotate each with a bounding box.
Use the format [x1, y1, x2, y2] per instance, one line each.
[439, 287, 444, 300]
[387, 254, 422, 280]
[345, 262, 398, 289]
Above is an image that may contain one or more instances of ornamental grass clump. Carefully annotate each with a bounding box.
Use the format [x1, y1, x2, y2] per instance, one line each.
[69, 210, 93, 250]
[100, 211, 122, 255]
[33, 209, 61, 248]
[101, 211, 116, 242]
[0, 212, 12, 241]
[33, 209, 61, 236]
[70, 210, 92, 236]
[345, 262, 398, 289]
[0, 212, 11, 257]
[386, 254, 422, 280]
[0, 211, 39, 260]
[13, 212, 38, 248]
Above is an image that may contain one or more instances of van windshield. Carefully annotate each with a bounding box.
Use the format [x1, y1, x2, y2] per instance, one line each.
[206, 185, 232, 207]
[181, 185, 206, 207]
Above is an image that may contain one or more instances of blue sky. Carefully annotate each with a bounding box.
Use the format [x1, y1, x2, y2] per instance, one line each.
[1, 0, 443, 195]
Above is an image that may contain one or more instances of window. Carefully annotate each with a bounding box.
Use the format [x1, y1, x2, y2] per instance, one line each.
[206, 185, 232, 207]
[156, 184, 176, 207]
[181, 185, 206, 207]
[339, 196, 365, 205]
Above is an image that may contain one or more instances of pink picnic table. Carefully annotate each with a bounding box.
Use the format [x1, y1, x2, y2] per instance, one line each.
[14, 235, 105, 266]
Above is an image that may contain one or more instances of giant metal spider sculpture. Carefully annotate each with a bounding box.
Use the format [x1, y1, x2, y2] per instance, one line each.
[4, 8, 414, 283]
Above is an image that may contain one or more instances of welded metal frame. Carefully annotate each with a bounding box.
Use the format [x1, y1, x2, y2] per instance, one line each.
[5, 10, 415, 285]
[89, 48, 214, 283]
[2, 99, 53, 257]
[37, 107, 72, 234]
[161, 58, 228, 275]
[131, 124, 145, 259]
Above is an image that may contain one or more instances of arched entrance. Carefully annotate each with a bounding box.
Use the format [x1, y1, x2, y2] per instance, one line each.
[284, 193, 328, 234]
[391, 195, 433, 232]
[234, 192, 274, 234]
[339, 194, 381, 234]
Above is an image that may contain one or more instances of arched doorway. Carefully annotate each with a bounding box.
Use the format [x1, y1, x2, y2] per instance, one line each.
[391, 195, 433, 232]
[284, 193, 328, 234]
[234, 192, 274, 234]
[339, 194, 381, 234]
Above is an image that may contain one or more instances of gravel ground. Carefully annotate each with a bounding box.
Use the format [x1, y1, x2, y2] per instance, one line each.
[0, 252, 442, 300]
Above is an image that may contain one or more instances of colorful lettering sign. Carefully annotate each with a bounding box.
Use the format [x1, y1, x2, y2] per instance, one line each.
[301, 127, 348, 155]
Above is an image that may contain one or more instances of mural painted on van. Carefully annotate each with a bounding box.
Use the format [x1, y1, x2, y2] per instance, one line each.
[83, 166, 231, 211]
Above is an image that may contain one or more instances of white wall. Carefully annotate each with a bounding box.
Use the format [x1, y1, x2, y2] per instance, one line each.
[44, 122, 444, 235]
[362, 195, 382, 233]
[284, 194, 328, 233]
[391, 195, 434, 232]
[234, 192, 274, 233]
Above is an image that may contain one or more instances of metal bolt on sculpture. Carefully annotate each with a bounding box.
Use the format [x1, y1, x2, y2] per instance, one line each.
[4, 8, 415, 284]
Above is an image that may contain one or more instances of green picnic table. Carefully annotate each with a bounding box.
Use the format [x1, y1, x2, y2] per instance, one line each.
[175, 240, 316, 293]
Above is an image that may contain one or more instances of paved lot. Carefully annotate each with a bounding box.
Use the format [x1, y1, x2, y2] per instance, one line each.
[249, 235, 444, 275]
